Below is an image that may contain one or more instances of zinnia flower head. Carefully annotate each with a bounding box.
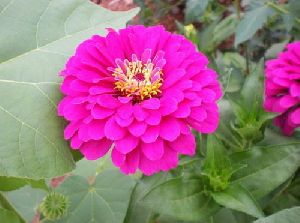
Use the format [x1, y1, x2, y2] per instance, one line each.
[58, 25, 222, 175]
[264, 41, 300, 135]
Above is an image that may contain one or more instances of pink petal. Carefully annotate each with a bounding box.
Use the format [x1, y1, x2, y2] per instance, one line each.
[91, 105, 114, 119]
[80, 139, 112, 160]
[70, 134, 83, 149]
[119, 149, 140, 175]
[190, 107, 207, 122]
[141, 125, 160, 143]
[128, 121, 147, 137]
[290, 108, 300, 124]
[141, 139, 164, 161]
[168, 133, 196, 156]
[160, 117, 180, 141]
[115, 134, 139, 154]
[133, 104, 148, 121]
[64, 122, 80, 139]
[104, 116, 126, 140]
[141, 98, 161, 110]
[158, 146, 178, 171]
[145, 111, 161, 125]
[111, 148, 126, 167]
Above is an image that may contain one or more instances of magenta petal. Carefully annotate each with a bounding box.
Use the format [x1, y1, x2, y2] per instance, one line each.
[133, 104, 148, 121]
[91, 105, 114, 119]
[120, 149, 140, 174]
[88, 120, 105, 140]
[70, 134, 83, 149]
[160, 117, 180, 141]
[128, 121, 147, 137]
[290, 108, 300, 124]
[141, 98, 160, 109]
[290, 83, 300, 97]
[168, 133, 196, 156]
[64, 122, 80, 139]
[104, 116, 126, 140]
[279, 95, 298, 108]
[139, 154, 160, 175]
[159, 146, 178, 171]
[111, 148, 126, 167]
[142, 139, 164, 161]
[115, 134, 139, 154]
[80, 139, 112, 160]
[190, 107, 207, 122]
[145, 111, 161, 125]
[141, 125, 160, 143]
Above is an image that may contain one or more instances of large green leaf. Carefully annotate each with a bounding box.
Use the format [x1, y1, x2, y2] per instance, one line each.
[235, 6, 274, 46]
[3, 186, 46, 222]
[0, 0, 139, 179]
[253, 207, 300, 223]
[212, 184, 264, 218]
[124, 173, 168, 223]
[0, 208, 22, 223]
[52, 170, 135, 223]
[230, 144, 300, 198]
[142, 177, 220, 221]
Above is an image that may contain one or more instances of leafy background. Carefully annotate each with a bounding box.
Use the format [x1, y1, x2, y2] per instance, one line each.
[0, 0, 299, 222]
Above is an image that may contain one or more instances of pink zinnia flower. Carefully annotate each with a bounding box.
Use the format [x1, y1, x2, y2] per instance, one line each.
[264, 41, 300, 135]
[58, 25, 222, 175]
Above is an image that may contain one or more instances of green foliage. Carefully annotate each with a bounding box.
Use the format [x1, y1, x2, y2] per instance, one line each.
[51, 170, 135, 223]
[0, 0, 139, 179]
[202, 136, 233, 192]
[230, 144, 300, 198]
[0, 208, 22, 223]
[3, 186, 46, 222]
[185, 0, 210, 23]
[253, 207, 300, 223]
[211, 184, 264, 218]
[142, 177, 220, 221]
[0, 176, 47, 191]
[235, 5, 275, 46]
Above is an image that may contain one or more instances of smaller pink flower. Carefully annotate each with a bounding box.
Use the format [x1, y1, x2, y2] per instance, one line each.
[264, 41, 300, 135]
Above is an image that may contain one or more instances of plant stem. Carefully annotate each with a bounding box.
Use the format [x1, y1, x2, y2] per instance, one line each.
[201, 134, 208, 156]
[235, 0, 241, 20]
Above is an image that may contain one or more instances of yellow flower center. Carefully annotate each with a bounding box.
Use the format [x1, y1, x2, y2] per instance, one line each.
[111, 52, 164, 102]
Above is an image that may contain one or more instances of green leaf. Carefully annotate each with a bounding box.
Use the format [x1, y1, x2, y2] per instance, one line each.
[0, 0, 139, 179]
[253, 207, 300, 223]
[265, 40, 289, 59]
[185, 0, 210, 23]
[0, 208, 22, 223]
[213, 15, 238, 46]
[230, 144, 300, 198]
[3, 186, 46, 222]
[212, 184, 264, 218]
[235, 6, 275, 46]
[52, 169, 135, 223]
[125, 173, 168, 223]
[142, 177, 220, 221]
[0, 176, 47, 191]
[202, 135, 233, 191]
